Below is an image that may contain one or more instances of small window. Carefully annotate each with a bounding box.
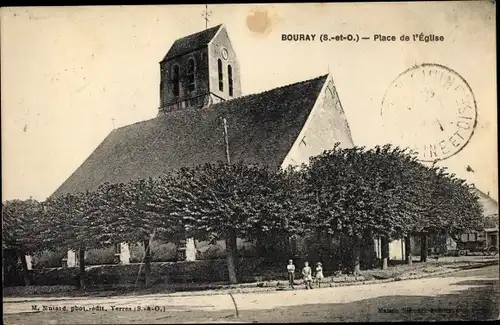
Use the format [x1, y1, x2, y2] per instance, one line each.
[228, 65, 233, 97]
[172, 65, 180, 96]
[218, 59, 224, 92]
[187, 58, 195, 93]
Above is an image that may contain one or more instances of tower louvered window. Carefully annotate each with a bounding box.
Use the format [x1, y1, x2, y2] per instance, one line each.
[187, 58, 195, 93]
[172, 65, 180, 96]
[228, 64, 233, 97]
[218, 59, 224, 92]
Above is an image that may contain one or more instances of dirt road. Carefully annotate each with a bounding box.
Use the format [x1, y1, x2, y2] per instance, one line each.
[3, 265, 498, 323]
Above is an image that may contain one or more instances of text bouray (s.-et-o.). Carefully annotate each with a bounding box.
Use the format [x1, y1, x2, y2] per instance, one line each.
[281, 33, 445, 43]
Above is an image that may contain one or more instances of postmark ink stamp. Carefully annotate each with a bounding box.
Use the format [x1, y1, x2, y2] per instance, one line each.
[381, 63, 477, 162]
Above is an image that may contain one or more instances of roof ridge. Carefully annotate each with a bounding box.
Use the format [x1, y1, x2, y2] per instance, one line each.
[211, 74, 329, 110]
[51, 73, 334, 197]
[473, 187, 498, 203]
[156, 74, 329, 119]
[175, 24, 222, 42]
[114, 117, 156, 131]
[162, 25, 222, 61]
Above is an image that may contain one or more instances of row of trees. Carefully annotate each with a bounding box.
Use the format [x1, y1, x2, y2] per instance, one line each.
[2, 144, 485, 286]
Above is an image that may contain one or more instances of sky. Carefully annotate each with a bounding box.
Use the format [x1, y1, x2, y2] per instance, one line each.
[1, 2, 497, 202]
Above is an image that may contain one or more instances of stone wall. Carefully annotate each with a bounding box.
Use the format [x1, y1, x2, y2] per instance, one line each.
[208, 26, 242, 99]
[159, 47, 210, 112]
[281, 75, 354, 168]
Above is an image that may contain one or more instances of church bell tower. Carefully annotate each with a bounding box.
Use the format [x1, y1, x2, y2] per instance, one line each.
[158, 24, 242, 115]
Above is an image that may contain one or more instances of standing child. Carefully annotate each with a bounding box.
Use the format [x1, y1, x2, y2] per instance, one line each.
[302, 261, 313, 289]
[286, 259, 296, 289]
[315, 262, 324, 288]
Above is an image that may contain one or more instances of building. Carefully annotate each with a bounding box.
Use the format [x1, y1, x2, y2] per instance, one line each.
[50, 24, 355, 266]
[387, 187, 499, 260]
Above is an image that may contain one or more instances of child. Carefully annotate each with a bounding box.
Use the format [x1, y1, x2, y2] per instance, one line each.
[302, 261, 313, 289]
[315, 262, 324, 287]
[286, 259, 295, 289]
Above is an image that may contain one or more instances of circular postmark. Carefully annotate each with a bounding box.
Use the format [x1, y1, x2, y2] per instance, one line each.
[381, 63, 477, 162]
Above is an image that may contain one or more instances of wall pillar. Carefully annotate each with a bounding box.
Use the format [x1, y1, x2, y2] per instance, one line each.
[186, 238, 196, 261]
[389, 239, 404, 260]
[381, 237, 389, 269]
[67, 249, 77, 268]
[120, 243, 130, 265]
[25, 255, 33, 270]
[373, 237, 382, 259]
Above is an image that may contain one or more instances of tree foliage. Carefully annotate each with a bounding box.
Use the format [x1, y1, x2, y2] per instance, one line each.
[170, 162, 279, 242]
[2, 144, 486, 279]
[305, 144, 413, 240]
[40, 191, 103, 251]
[302, 144, 484, 241]
[2, 199, 44, 253]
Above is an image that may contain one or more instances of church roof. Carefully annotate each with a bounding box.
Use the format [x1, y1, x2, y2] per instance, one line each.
[162, 24, 222, 62]
[51, 74, 329, 197]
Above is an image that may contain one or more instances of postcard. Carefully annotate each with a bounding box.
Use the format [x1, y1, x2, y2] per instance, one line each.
[2, 2, 498, 323]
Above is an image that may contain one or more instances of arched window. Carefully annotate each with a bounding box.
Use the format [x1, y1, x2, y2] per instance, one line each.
[218, 59, 224, 92]
[228, 65, 233, 97]
[172, 65, 180, 96]
[187, 58, 195, 93]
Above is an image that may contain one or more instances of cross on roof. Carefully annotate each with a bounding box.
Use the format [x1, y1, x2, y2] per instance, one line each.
[201, 4, 212, 30]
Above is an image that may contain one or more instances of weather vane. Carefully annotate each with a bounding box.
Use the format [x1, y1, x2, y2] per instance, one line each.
[202, 4, 212, 30]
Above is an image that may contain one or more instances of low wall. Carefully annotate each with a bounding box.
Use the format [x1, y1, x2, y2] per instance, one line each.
[15, 258, 269, 287]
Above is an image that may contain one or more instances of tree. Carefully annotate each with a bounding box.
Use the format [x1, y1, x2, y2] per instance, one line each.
[403, 162, 484, 261]
[89, 177, 184, 287]
[2, 199, 44, 286]
[171, 162, 278, 284]
[483, 214, 499, 229]
[250, 165, 313, 258]
[41, 191, 107, 288]
[431, 171, 484, 245]
[305, 144, 418, 273]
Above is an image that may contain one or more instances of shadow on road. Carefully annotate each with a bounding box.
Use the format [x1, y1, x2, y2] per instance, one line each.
[233, 279, 499, 322]
[4, 279, 498, 323]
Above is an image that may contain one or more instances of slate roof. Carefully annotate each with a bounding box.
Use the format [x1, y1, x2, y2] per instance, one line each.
[51, 74, 329, 197]
[162, 24, 222, 62]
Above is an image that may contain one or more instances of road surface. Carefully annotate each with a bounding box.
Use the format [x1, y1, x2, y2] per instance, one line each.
[3, 265, 499, 323]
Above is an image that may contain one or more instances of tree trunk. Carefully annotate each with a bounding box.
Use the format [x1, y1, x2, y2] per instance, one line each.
[420, 234, 428, 262]
[361, 231, 375, 269]
[226, 228, 238, 284]
[290, 235, 299, 257]
[255, 229, 266, 257]
[405, 236, 413, 265]
[143, 240, 152, 287]
[381, 237, 389, 270]
[78, 247, 85, 289]
[18, 250, 31, 286]
[352, 237, 361, 276]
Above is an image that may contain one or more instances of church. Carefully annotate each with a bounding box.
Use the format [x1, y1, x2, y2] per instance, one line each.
[51, 24, 355, 266]
[43, 23, 498, 269]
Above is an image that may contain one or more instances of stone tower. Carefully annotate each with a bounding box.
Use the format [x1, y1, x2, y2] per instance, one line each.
[158, 24, 242, 114]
